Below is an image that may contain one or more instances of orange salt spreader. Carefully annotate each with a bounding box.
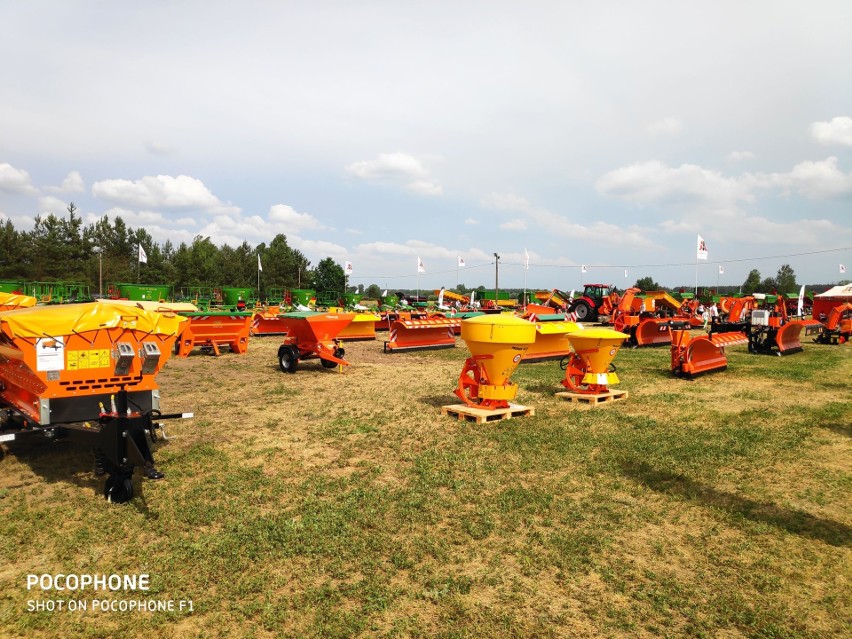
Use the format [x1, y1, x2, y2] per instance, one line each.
[0, 302, 192, 503]
[454, 314, 537, 409]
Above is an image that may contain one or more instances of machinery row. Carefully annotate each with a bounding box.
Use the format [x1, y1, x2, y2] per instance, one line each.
[0, 282, 848, 504]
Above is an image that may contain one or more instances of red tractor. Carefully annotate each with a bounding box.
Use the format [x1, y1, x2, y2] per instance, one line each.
[569, 284, 620, 322]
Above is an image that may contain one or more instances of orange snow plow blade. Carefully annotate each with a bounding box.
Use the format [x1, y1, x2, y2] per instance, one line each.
[775, 319, 823, 355]
[384, 317, 459, 353]
[670, 323, 747, 378]
[634, 318, 672, 347]
[337, 313, 381, 341]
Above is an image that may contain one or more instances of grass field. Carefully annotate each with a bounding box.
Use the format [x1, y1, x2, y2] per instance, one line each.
[0, 331, 850, 638]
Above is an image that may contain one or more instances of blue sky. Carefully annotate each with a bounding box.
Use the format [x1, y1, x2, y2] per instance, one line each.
[1, 1, 850, 290]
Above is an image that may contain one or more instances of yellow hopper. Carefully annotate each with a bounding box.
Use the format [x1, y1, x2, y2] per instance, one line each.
[562, 328, 629, 394]
[455, 315, 537, 409]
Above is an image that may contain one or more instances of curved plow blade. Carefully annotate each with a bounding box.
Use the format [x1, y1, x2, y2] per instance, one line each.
[682, 337, 729, 377]
[634, 319, 672, 347]
[384, 317, 459, 353]
[775, 320, 821, 355]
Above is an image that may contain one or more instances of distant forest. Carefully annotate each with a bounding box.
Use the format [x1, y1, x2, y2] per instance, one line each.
[0, 204, 844, 301]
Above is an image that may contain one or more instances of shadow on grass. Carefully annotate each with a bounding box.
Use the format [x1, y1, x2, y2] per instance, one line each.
[3, 437, 159, 510]
[620, 460, 852, 548]
[818, 422, 852, 438]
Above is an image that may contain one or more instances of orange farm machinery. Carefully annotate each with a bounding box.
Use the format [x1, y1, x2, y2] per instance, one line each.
[521, 314, 582, 363]
[176, 310, 253, 357]
[668, 321, 748, 378]
[611, 288, 672, 348]
[384, 317, 460, 353]
[711, 296, 822, 356]
[337, 312, 382, 341]
[813, 302, 852, 345]
[276, 311, 354, 373]
[0, 302, 192, 502]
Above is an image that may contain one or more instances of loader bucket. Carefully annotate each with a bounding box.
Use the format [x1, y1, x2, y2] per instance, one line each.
[563, 328, 629, 391]
[338, 312, 381, 341]
[176, 311, 253, 357]
[522, 318, 582, 362]
[775, 319, 822, 355]
[385, 317, 459, 352]
[455, 315, 537, 408]
[634, 318, 672, 347]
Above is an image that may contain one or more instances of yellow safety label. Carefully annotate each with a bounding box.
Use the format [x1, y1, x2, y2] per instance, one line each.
[67, 349, 112, 370]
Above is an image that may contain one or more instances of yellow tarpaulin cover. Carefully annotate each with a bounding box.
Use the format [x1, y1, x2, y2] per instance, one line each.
[100, 298, 199, 313]
[0, 291, 38, 309]
[0, 301, 187, 340]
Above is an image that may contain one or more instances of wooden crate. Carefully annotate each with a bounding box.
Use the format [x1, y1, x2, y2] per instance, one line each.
[441, 403, 534, 424]
[555, 389, 628, 406]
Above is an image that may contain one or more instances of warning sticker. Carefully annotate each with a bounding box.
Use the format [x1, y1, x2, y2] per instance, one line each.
[36, 337, 65, 372]
[67, 349, 111, 371]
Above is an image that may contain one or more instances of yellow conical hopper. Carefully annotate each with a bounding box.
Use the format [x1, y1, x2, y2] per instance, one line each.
[562, 328, 629, 394]
[456, 315, 537, 408]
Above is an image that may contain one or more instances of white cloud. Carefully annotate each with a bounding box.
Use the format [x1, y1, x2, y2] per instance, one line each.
[268, 204, 329, 231]
[91, 174, 240, 214]
[0, 163, 39, 195]
[596, 161, 756, 206]
[145, 141, 175, 155]
[37, 195, 71, 216]
[646, 117, 683, 136]
[45, 170, 85, 194]
[346, 152, 442, 197]
[728, 151, 755, 162]
[809, 116, 852, 147]
[770, 156, 852, 199]
[464, 218, 479, 225]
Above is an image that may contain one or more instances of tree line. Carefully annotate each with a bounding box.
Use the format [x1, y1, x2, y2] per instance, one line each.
[0, 204, 350, 298]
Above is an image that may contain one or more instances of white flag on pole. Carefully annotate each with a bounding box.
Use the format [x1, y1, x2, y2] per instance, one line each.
[417, 257, 425, 273]
[344, 261, 353, 275]
[257, 254, 262, 272]
[624, 269, 628, 278]
[841, 264, 847, 274]
[718, 264, 724, 275]
[457, 256, 465, 268]
[524, 248, 530, 270]
[697, 235, 708, 260]
[581, 265, 587, 274]
[138, 245, 147, 264]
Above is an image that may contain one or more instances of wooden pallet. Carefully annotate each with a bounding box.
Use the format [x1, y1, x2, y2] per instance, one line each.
[555, 389, 628, 406]
[441, 403, 534, 424]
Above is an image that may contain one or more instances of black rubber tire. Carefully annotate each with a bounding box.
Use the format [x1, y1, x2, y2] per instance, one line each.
[104, 475, 133, 503]
[573, 302, 592, 321]
[321, 347, 345, 369]
[278, 346, 299, 373]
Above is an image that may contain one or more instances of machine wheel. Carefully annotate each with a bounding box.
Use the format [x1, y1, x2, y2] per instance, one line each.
[321, 348, 344, 369]
[104, 475, 134, 503]
[573, 302, 593, 321]
[278, 346, 299, 373]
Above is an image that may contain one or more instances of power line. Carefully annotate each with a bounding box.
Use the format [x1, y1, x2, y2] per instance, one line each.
[348, 246, 851, 281]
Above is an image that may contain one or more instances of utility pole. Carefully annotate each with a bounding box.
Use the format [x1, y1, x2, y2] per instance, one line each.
[494, 253, 500, 304]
